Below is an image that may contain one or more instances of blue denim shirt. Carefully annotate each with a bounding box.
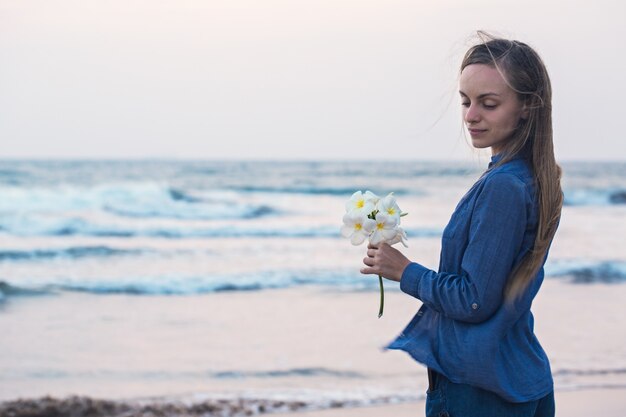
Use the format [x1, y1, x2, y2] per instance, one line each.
[387, 153, 554, 403]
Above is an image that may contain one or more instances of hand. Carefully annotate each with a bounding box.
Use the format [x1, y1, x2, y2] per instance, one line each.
[361, 242, 411, 282]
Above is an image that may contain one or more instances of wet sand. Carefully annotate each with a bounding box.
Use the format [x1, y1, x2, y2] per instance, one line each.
[1, 280, 625, 415]
[281, 389, 626, 417]
[2, 389, 624, 416]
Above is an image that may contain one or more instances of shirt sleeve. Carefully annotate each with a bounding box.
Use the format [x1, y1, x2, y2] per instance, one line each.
[400, 172, 529, 323]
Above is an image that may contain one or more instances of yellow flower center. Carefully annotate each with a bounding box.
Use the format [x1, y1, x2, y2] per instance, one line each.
[376, 223, 385, 230]
[355, 223, 362, 231]
[386, 207, 396, 215]
[356, 200, 364, 209]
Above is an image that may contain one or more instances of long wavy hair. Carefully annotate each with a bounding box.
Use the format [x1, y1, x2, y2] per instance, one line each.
[461, 32, 563, 302]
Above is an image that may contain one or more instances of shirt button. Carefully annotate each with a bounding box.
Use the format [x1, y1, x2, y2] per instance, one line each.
[471, 303, 479, 310]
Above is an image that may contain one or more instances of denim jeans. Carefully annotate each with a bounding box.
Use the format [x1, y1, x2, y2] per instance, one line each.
[426, 369, 555, 417]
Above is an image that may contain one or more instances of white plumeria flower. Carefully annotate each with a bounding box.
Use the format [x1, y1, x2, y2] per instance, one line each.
[345, 190, 379, 215]
[341, 189, 408, 319]
[341, 211, 376, 245]
[387, 226, 409, 247]
[363, 190, 380, 203]
[376, 193, 402, 221]
[369, 212, 399, 245]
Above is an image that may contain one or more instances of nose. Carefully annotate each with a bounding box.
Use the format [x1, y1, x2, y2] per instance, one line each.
[464, 104, 480, 124]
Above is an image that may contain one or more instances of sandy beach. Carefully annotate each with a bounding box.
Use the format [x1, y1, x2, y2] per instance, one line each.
[1, 389, 624, 416]
[2, 280, 626, 416]
[280, 388, 626, 417]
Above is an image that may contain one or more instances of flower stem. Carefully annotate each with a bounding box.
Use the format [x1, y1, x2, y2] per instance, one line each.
[378, 274, 384, 318]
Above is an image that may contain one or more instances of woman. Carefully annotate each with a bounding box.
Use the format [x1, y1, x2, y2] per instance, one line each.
[361, 33, 563, 417]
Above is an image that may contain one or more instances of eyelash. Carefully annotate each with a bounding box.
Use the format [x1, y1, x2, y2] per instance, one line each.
[461, 102, 497, 110]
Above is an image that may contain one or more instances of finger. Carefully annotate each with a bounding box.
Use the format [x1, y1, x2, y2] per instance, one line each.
[360, 266, 377, 275]
[362, 257, 374, 266]
[367, 243, 378, 250]
[367, 248, 376, 257]
[378, 242, 391, 252]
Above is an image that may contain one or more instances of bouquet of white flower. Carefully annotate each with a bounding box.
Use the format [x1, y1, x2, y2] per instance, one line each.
[341, 190, 408, 317]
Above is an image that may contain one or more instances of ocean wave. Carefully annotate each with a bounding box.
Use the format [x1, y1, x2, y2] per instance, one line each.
[0, 216, 441, 240]
[0, 218, 340, 238]
[563, 188, 626, 206]
[98, 185, 278, 220]
[101, 202, 275, 220]
[3, 260, 620, 303]
[553, 368, 626, 377]
[167, 187, 203, 203]
[0, 168, 31, 186]
[0, 184, 278, 221]
[409, 166, 476, 177]
[53, 280, 275, 295]
[0, 282, 50, 301]
[0, 246, 149, 262]
[230, 185, 414, 196]
[212, 367, 364, 380]
[6, 367, 367, 381]
[552, 368, 626, 391]
[545, 260, 626, 283]
[0, 269, 390, 300]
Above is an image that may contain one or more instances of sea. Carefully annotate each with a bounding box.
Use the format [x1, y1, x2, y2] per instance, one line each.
[0, 159, 625, 414]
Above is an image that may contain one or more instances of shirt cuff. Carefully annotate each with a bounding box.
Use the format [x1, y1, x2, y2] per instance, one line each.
[399, 262, 430, 300]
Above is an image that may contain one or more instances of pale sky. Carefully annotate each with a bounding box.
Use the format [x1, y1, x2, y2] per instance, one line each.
[1, 0, 625, 161]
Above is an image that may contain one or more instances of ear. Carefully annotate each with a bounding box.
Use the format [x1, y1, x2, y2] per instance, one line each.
[520, 104, 529, 120]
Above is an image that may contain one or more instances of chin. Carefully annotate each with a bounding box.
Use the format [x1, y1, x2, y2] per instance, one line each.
[470, 140, 491, 150]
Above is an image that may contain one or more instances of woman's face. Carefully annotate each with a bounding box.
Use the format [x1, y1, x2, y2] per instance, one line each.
[459, 64, 526, 155]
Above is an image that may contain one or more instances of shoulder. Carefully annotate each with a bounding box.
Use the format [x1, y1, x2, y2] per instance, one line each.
[477, 160, 535, 205]
[482, 159, 534, 192]
[487, 158, 534, 184]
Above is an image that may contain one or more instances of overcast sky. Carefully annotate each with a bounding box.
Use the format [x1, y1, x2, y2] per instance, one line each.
[1, 0, 625, 161]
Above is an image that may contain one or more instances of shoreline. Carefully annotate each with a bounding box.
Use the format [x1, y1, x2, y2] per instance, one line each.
[1, 388, 625, 417]
[284, 388, 626, 417]
[2, 283, 626, 414]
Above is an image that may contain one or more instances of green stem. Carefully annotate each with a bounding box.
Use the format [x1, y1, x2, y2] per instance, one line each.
[378, 274, 384, 318]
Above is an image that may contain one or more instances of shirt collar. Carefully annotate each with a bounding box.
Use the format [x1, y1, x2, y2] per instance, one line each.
[489, 153, 505, 168]
[488, 152, 530, 169]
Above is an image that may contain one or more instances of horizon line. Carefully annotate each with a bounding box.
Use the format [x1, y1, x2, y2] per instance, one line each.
[0, 156, 624, 163]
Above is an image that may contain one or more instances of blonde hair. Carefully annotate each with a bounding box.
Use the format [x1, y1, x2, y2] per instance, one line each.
[461, 32, 563, 301]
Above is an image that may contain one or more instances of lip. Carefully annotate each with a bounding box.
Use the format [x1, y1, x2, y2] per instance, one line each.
[467, 128, 487, 136]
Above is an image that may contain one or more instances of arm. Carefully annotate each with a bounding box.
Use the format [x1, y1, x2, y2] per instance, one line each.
[399, 173, 529, 323]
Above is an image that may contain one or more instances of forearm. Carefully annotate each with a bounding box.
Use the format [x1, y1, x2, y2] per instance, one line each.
[400, 262, 501, 323]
